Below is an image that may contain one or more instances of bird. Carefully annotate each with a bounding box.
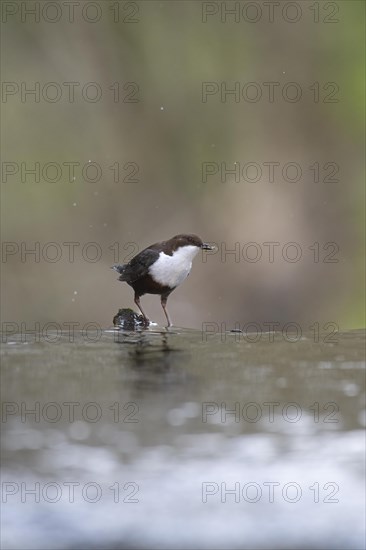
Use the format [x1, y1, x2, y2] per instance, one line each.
[111, 234, 214, 327]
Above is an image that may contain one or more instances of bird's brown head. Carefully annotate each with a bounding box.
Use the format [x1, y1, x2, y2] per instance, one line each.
[170, 234, 215, 251]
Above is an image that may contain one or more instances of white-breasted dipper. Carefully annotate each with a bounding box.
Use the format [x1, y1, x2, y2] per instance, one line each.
[112, 234, 214, 327]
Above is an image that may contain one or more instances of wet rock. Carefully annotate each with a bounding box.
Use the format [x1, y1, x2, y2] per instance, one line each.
[113, 308, 148, 330]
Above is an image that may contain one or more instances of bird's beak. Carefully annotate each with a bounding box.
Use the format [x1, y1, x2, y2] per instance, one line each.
[201, 242, 216, 251]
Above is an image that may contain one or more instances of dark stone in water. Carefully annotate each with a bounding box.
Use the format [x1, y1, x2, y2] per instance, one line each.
[113, 308, 148, 330]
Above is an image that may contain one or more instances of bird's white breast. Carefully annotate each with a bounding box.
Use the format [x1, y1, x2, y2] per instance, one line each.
[149, 245, 200, 288]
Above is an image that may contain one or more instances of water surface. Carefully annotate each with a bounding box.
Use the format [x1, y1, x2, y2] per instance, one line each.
[1, 328, 365, 549]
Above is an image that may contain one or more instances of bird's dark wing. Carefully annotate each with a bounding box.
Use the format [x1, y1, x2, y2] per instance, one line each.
[121, 248, 160, 283]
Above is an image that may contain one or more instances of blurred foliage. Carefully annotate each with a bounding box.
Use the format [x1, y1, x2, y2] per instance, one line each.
[1, 0, 365, 329]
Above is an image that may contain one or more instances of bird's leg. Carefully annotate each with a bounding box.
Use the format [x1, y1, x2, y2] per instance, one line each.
[161, 294, 173, 327]
[134, 294, 149, 326]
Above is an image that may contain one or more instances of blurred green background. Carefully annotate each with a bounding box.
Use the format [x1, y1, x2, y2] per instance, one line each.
[1, 0, 365, 330]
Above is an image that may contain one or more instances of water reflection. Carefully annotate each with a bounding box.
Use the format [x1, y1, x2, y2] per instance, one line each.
[114, 328, 193, 392]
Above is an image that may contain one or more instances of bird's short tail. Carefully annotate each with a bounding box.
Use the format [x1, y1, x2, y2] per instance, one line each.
[111, 264, 127, 281]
